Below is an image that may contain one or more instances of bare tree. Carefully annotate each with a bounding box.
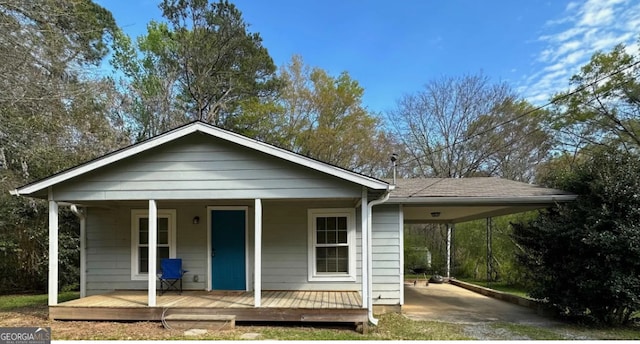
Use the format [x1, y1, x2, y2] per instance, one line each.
[388, 74, 550, 181]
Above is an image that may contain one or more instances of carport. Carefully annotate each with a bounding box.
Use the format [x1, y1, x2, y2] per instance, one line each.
[387, 177, 575, 287]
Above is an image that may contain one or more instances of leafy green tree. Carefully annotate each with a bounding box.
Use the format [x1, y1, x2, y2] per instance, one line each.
[0, 0, 125, 293]
[274, 55, 396, 177]
[160, 0, 281, 125]
[549, 40, 640, 152]
[111, 0, 282, 140]
[1, 0, 124, 179]
[512, 148, 640, 325]
[110, 24, 187, 140]
[453, 212, 536, 285]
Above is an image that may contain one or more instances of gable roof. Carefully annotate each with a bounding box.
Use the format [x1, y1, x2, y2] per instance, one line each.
[11, 121, 391, 197]
[387, 178, 576, 204]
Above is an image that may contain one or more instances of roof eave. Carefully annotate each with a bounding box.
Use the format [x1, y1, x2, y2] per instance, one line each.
[386, 195, 577, 205]
[13, 122, 390, 195]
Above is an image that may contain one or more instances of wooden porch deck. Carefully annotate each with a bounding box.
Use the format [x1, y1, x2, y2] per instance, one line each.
[50, 290, 366, 323]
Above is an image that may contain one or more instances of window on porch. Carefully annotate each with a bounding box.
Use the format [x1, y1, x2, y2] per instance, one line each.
[308, 208, 356, 282]
[131, 209, 176, 280]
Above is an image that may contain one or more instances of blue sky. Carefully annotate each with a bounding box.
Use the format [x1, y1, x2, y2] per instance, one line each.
[96, 0, 640, 114]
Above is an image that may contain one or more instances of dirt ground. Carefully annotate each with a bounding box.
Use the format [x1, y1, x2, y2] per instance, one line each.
[0, 307, 190, 340]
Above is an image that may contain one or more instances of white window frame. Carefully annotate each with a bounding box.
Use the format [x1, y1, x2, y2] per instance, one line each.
[130, 209, 177, 281]
[307, 208, 356, 282]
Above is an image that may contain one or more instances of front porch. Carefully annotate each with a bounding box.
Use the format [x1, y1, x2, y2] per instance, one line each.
[49, 290, 366, 323]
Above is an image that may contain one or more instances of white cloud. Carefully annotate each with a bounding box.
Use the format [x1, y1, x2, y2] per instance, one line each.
[578, 0, 616, 26]
[539, 27, 586, 44]
[522, 0, 640, 104]
[566, 1, 580, 11]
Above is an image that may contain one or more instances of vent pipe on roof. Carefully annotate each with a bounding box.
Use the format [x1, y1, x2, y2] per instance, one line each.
[390, 153, 398, 185]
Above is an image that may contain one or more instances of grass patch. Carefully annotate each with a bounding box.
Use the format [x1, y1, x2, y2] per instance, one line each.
[491, 322, 565, 340]
[491, 322, 640, 340]
[0, 292, 79, 311]
[458, 278, 529, 298]
[556, 324, 640, 340]
[191, 313, 472, 341]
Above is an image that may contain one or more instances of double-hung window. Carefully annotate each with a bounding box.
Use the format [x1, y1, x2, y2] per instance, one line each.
[308, 208, 356, 281]
[131, 209, 176, 280]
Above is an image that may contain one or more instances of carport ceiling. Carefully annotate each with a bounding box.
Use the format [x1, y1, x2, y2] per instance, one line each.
[400, 204, 554, 224]
[386, 178, 576, 224]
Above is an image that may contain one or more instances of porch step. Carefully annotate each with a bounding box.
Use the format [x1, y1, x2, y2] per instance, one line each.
[163, 314, 236, 330]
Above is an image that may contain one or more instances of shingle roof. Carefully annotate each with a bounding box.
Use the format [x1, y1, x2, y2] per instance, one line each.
[387, 177, 573, 199]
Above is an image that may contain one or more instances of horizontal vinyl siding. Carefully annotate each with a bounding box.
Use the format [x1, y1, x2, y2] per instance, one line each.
[261, 200, 362, 291]
[86, 207, 141, 294]
[85, 199, 362, 296]
[85, 202, 213, 295]
[52, 135, 361, 201]
[371, 204, 402, 305]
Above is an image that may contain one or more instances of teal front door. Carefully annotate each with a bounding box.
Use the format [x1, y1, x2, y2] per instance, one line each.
[211, 209, 246, 290]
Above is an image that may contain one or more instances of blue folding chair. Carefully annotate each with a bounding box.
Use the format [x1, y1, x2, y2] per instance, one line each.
[159, 258, 187, 295]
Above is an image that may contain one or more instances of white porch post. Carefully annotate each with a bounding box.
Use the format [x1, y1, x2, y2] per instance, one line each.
[48, 190, 59, 306]
[148, 200, 157, 306]
[399, 204, 404, 305]
[254, 199, 262, 307]
[446, 223, 452, 279]
[360, 188, 368, 309]
[79, 210, 86, 298]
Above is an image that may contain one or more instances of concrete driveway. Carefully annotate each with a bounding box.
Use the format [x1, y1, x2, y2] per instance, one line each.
[402, 282, 557, 326]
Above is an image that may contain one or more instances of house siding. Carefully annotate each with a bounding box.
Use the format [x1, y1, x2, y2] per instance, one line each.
[85, 200, 363, 295]
[261, 200, 361, 291]
[52, 134, 362, 201]
[371, 204, 402, 305]
[86, 202, 214, 294]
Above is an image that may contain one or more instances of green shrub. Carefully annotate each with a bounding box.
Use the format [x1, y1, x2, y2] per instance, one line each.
[513, 148, 640, 325]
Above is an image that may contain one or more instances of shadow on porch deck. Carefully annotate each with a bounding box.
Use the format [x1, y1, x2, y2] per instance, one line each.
[50, 290, 366, 323]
